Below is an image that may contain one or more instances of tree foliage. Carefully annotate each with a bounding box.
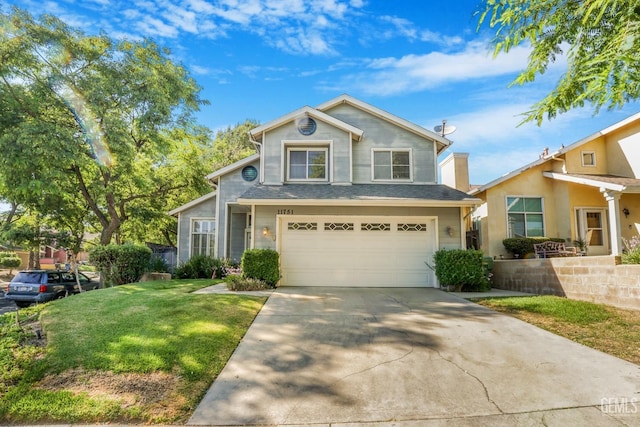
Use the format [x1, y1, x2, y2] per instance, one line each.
[477, 0, 640, 124]
[0, 7, 206, 245]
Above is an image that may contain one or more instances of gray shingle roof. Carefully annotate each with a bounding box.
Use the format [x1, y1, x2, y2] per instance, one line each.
[238, 184, 478, 202]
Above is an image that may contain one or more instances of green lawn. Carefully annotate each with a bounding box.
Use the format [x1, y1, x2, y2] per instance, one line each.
[0, 279, 266, 424]
[474, 296, 640, 365]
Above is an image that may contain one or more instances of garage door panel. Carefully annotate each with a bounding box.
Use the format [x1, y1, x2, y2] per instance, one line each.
[280, 216, 437, 287]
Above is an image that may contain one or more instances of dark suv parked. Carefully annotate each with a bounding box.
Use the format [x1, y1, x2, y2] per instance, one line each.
[5, 270, 98, 308]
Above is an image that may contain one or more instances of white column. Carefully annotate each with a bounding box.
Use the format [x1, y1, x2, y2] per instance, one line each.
[601, 190, 622, 255]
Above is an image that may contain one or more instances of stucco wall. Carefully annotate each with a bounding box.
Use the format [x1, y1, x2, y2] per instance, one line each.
[492, 256, 640, 311]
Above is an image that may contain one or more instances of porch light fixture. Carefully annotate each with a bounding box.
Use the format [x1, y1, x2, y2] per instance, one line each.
[262, 226, 275, 241]
[623, 207, 630, 218]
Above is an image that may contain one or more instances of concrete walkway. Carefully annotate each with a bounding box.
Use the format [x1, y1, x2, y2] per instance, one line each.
[189, 287, 640, 426]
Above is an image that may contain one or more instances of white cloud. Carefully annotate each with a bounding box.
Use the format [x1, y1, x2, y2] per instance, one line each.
[333, 40, 531, 96]
[136, 16, 179, 38]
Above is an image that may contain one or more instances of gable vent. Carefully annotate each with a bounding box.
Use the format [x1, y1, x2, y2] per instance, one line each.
[297, 117, 317, 136]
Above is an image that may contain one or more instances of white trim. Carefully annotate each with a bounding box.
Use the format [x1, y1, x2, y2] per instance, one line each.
[249, 106, 364, 141]
[188, 217, 216, 259]
[223, 202, 231, 259]
[581, 151, 596, 167]
[250, 204, 256, 249]
[371, 148, 413, 182]
[505, 195, 545, 238]
[168, 191, 217, 216]
[283, 141, 332, 183]
[237, 198, 479, 207]
[542, 171, 632, 192]
[205, 153, 260, 182]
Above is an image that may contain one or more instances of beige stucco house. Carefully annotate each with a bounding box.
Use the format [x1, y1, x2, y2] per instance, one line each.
[453, 113, 640, 258]
[170, 95, 481, 287]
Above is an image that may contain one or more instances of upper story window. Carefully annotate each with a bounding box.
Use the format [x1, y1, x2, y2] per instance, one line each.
[372, 149, 412, 181]
[506, 197, 544, 237]
[191, 219, 215, 257]
[581, 151, 596, 167]
[287, 148, 328, 181]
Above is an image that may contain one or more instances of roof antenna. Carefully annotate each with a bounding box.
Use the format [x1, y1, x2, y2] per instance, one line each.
[434, 119, 456, 137]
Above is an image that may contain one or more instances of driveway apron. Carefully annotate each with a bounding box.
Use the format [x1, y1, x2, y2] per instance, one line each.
[189, 287, 640, 426]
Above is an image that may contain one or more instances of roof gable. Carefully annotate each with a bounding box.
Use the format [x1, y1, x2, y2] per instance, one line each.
[205, 153, 260, 183]
[168, 191, 216, 216]
[316, 94, 452, 154]
[249, 105, 364, 141]
[471, 111, 640, 194]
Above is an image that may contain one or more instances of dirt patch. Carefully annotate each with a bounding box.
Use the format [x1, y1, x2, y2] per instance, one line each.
[37, 368, 187, 417]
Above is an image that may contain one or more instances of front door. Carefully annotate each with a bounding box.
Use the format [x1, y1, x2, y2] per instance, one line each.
[577, 208, 609, 255]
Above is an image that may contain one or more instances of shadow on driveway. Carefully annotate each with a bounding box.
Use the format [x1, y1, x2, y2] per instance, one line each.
[189, 287, 639, 426]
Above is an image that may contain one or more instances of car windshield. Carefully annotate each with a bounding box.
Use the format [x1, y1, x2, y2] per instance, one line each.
[12, 272, 43, 284]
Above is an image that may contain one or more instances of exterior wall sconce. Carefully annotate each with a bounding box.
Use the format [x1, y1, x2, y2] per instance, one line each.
[262, 226, 276, 241]
[445, 226, 454, 237]
[623, 207, 630, 218]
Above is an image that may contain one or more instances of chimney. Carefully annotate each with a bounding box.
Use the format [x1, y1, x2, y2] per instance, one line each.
[439, 153, 470, 192]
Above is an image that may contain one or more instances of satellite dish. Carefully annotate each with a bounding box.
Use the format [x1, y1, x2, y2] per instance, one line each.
[434, 119, 456, 137]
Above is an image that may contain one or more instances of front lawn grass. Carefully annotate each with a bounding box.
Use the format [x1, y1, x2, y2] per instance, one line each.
[0, 279, 266, 424]
[474, 296, 640, 365]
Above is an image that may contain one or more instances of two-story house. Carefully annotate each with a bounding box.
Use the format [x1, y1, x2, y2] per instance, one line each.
[465, 112, 640, 258]
[170, 95, 480, 287]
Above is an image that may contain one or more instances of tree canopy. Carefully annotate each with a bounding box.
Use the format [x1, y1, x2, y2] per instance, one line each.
[478, 0, 640, 124]
[0, 7, 208, 246]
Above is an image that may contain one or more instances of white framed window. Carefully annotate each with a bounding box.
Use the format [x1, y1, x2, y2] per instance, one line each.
[191, 219, 215, 257]
[287, 148, 328, 181]
[581, 151, 596, 167]
[372, 149, 412, 181]
[506, 196, 544, 237]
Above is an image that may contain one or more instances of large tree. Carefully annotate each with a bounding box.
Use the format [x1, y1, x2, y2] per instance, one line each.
[0, 7, 206, 245]
[478, 0, 640, 124]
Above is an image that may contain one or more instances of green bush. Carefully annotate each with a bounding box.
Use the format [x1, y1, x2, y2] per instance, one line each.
[432, 249, 490, 292]
[502, 237, 565, 258]
[147, 256, 169, 273]
[89, 244, 152, 286]
[0, 252, 21, 272]
[173, 255, 227, 279]
[225, 274, 268, 291]
[241, 249, 279, 287]
[622, 236, 640, 264]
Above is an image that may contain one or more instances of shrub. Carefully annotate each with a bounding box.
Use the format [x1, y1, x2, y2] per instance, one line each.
[173, 256, 235, 279]
[502, 237, 565, 258]
[89, 244, 152, 286]
[622, 236, 640, 264]
[0, 252, 21, 274]
[241, 249, 279, 287]
[432, 249, 490, 292]
[147, 256, 169, 273]
[225, 274, 268, 291]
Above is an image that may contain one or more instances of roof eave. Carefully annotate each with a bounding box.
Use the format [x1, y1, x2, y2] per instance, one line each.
[237, 198, 480, 207]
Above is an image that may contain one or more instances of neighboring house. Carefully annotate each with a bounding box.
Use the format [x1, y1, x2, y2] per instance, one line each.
[463, 113, 640, 258]
[170, 94, 480, 287]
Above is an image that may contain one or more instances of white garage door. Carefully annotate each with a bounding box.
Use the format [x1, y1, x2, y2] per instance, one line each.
[279, 215, 437, 287]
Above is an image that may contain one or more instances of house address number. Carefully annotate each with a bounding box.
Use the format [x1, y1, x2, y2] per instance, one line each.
[277, 209, 294, 215]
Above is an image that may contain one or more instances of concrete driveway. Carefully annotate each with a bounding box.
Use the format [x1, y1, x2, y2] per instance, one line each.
[189, 287, 640, 426]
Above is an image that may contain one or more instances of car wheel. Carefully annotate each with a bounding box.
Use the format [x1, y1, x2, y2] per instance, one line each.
[15, 302, 32, 308]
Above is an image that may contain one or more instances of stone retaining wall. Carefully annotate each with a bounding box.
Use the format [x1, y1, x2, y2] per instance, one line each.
[492, 256, 640, 311]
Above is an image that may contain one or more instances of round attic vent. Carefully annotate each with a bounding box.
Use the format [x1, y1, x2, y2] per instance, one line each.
[297, 117, 317, 135]
[241, 165, 258, 182]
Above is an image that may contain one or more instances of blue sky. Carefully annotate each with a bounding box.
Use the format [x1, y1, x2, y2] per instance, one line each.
[5, 0, 640, 184]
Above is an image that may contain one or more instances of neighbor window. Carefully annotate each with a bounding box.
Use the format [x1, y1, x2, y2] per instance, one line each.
[191, 219, 215, 257]
[582, 151, 596, 167]
[506, 197, 544, 237]
[287, 148, 327, 181]
[373, 149, 411, 180]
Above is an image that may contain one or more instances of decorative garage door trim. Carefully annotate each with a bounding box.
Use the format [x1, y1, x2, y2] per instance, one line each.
[278, 215, 438, 287]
